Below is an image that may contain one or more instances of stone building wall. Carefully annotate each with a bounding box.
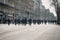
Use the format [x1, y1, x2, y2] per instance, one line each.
[0, 0, 34, 19]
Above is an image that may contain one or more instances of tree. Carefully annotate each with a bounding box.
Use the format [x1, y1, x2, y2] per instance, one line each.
[52, 0, 60, 24]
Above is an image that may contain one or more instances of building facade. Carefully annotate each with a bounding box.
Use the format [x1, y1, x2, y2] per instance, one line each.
[34, 0, 57, 20]
[0, 0, 34, 20]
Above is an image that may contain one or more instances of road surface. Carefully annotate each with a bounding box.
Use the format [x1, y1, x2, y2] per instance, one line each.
[0, 24, 60, 40]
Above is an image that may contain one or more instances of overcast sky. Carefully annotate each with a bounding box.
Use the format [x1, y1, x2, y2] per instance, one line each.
[58, 0, 60, 3]
[42, 0, 57, 17]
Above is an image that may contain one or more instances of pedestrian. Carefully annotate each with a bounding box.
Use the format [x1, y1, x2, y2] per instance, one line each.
[8, 19, 11, 25]
[28, 19, 32, 25]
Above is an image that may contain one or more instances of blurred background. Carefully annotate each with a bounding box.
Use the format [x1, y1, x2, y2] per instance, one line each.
[0, 0, 59, 25]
